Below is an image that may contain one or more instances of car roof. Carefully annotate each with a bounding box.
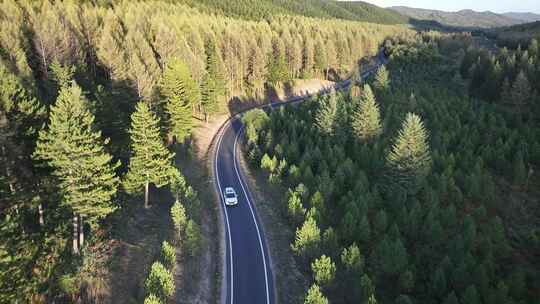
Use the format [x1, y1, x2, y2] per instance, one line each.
[225, 187, 235, 192]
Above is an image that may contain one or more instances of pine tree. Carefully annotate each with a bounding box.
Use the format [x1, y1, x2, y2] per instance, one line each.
[170, 199, 187, 242]
[34, 84, 119, 254]
[512, 151, 527, 185]
[462, 285, 480, 304]
[144, 294, 162, 304]
[161, 58, 200, 144]
[304, 284, 328, 304]
[201, 39, 226, 121]
[292, 215, 321, 259]
[311, 255, 336, 287]
[315, 93, 337, 135]
[123, 102, 175, 208]
[510, 71, 532, 118]
[352, 84, 382, 142]
[374, 65, 390, 90]
[442, 292, 459, 304]
[341, 243, 364, 273]
[387, 113, 431, 192]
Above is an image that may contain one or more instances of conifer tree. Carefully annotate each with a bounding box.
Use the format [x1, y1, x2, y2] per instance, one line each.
[510, 71, 532, 118]
[374, 65, 390, 90]
[311, 255, 336, 287]
[161, 58, 200, 144]
[315, 93, 337, 135]
[304, 284, 328, 304]
[387, 113, 431, 192]
[201, 39, 226, 121]
[123, 102, 175, 208]
[352, 84, 382, 141]
[34, 83, 119, 254]
[292, 215, 321, 259]
[442, 292, 459, 304]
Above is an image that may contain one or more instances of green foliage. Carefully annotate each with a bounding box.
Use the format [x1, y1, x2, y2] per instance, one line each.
[144, 294, 162, 304]
[304, 284, 329, 304]
[170, 200, 187, 241]
[160, 240, 176, 270]
[292, 216, 321, 260]
[315, 93, 338, 135]
[374, 65, 390, 90]
[242, 109, 269, 146]
[387, 112, 431, 192]
[341, 243, 364, 273]
[287, 189, 305, 225]
[145, 261, 174, 300]
[184, 219, 202, 256]
[49, 60, 75, 90]
[123, 102, 175, 207]
[201, 39, 226, 117]
[311, 255, 336, 287]
[33, 84, 119, 227]
[352, 84, 382, 141]
[161, 58, 200, 143]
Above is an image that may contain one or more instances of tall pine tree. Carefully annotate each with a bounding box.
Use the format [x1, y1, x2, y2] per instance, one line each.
[201, 39, 226, 122]
[315, 93, 338, 136]
[123, 101, 175, 208]
[387, 113, 431, 192]
[351, 84, 382, 141]
[374, 65, 390, 91]
[161, 58, 200, 144]
[34, 83, 119, 254]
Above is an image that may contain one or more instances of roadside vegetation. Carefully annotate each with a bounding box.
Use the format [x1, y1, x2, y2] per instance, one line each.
[0, 0, 412, 301]
[243, 32, 540, 303]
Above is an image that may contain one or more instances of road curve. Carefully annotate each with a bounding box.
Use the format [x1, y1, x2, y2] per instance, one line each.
[212, 48, 388, 304]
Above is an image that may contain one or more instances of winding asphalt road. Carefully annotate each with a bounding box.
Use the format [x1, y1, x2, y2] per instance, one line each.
[212, 49, 388, 304]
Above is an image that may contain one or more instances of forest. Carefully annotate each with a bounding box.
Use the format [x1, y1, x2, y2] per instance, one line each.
[0, 0, 414, 302]
[243, 32, 539, 304]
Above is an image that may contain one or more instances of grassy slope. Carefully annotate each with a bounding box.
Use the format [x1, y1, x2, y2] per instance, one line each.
[175, 0, 408, 24]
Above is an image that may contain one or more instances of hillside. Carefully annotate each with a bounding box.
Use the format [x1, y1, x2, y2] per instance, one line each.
[503, 12, 540, 23]
[176, 0, 409, 24]
[491, 21, 540, 47]
[391, 6, 523, 28]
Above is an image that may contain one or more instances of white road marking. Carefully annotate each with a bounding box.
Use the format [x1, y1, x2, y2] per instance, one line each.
[214, 121, 234, 304]
[232, 125, 271, 304]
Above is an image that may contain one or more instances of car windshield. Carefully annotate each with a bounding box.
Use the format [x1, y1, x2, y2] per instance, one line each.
[225, 192, 236, 198]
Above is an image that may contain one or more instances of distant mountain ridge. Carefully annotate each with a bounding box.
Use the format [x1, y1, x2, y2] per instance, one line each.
[390, 6, 538, 28]
[502, 12, 540, 23]
[176, 0, 409, 24]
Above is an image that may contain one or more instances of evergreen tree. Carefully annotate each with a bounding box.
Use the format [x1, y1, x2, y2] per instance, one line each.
[374, 65, 390, 90]
[311, 255, 336, 287]
[34, 84, 119, 254]
[292, 215, 321, 259]
[304, 284, 329, 304]
[341, 243, 364, 273]
[352, 84, 382, 141]
[123, 102, 175, 208]
[462, 285, 480, 304]
[315, 93, 338, 136]
[161, 58, 200, 144]
[170, 199, 187, 242]
[201, 39, 226, 121]
[510, 70, 532, 118]
[144, 294, 162, 304]
[442, 292, 459, 304]
[145, 261, 174, 300]
[512, 151, 527, 185]
[387, 113, 431, 192]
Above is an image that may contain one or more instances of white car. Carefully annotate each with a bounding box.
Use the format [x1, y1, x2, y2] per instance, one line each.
[224, 187, 238, 206]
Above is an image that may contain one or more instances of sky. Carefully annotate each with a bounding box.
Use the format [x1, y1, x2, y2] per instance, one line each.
[358, 0, 540, 14]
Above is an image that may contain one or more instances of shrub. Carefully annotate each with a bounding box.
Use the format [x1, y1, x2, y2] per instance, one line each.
[145, 262, 174, 300]
[58, 274, 78, 295]
[170, 200, 187, 241]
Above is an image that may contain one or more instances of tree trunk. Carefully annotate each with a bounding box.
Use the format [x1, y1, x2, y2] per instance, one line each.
[38, 203, 44, 226]
[144, 181, 149, 209]
[79, 215, 84, 250]
[73, 215, 79, 255]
